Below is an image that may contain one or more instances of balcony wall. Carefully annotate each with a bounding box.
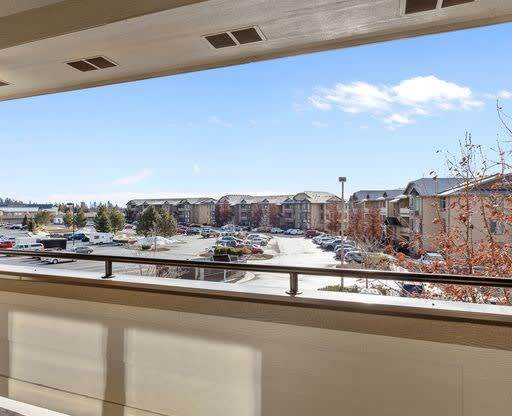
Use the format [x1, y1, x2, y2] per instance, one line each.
[0, 265, 511, 416]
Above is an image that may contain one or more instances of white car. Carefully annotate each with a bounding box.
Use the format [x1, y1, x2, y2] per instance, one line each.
[41, 256, 76, 264]
[419, 252, 445, 265]
[246, 237, 268, 246]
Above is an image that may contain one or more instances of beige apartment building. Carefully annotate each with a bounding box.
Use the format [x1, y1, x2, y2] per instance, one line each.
[385, 178, 464, 253]
[438, 174, 512, 248]
[126, 198, 216, 225]
[216, 191, 343, 231]
[353, 176, 512, 255]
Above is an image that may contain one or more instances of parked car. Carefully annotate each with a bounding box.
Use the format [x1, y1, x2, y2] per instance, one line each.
[305, 230, 322, 238]
[186, 227, 201, 235]
[246, 237, 268, 246]
[216, 236, 243, 246]
[270, 228, 284, 234]
[0, 241, 15, 250]
[335, 244, 358, 258]
[41, 256, 76, 264]
[67, 233, 89, 242]
[12, 243, 44, 252]
[419, 252, 445, 265]
[72, 246, 93, 254]
[201, 229, 220, 238]
[314, 235, 334, 245]
[322, 238, 343, 251]
[345, 250, 366, 263]
[12, 243, 44, 258]
[247, 233, 270, 242]
[285, 229, 303, 235]
[241, 244, 264, 254]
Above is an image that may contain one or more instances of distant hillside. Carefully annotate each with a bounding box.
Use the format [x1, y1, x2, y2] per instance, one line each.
[0, 197, 52, 208]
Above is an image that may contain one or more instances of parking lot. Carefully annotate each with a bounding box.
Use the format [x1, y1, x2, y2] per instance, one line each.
[0, 228, 342, 291]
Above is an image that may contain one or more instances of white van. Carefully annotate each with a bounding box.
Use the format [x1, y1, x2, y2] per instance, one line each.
[12, 243, 44, 258]
[88, 232, 113, 245]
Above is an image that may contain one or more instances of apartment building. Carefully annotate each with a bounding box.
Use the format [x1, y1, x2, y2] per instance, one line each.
[377, 178, 464, 253]
[126, 198, 217, 225]
[0, 205, 56, 224]
[349, 190, 403, 222]
[438, 174, 512, 247]
[217, 191, 343, 231]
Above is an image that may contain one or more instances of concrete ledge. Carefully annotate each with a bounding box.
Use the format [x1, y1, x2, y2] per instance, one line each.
[0, 396, 68, 415]
[0, 264, 511, 351]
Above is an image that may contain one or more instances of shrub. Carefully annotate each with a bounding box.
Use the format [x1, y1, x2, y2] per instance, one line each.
[319, 285, 360, 293]
[213, 246, 251, 256]
[141, 244, 151, 251]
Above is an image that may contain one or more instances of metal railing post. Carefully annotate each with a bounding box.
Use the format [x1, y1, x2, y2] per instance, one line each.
[103, 260, 113, 279]
[286, 272, 301, 295]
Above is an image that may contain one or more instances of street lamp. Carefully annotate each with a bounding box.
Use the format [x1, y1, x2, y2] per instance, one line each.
[66, 202, 75, 248]
[338, 177, 347, 289]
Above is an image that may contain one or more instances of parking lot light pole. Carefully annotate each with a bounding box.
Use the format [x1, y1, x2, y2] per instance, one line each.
[66, 202, 75, 248]
[338, 177, 347, 289]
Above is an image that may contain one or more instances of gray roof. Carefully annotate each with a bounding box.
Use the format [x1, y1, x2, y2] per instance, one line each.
[221, 194, 293, 205]
[437, 173, 512, 196]
[217, 195, 254, 205]
[128, 197, 216, 206]
[218, 192, 340, 205]
[295, 191, 342, 203]
[350, 189, 403, 202]
[403, 178, 465, 196]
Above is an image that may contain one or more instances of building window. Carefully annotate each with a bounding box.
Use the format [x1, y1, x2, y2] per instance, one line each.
[490, 220, 505, 235]
[413, 197, 421, 212]
[439, 197, 447, 210]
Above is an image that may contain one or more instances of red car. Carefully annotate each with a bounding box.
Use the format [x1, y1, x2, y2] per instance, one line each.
[0, 241, 15, 249]
[242, 244, 264, 254]
[305, 230, 322, 238]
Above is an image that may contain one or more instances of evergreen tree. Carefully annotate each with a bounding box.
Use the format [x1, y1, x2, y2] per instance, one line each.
[136, 206, 177, 237]
[109, 208, 126, 233]
[136, 206, 157, 237]
[34, 210, 53, 226]
[155, 208, 177, 237]
[27, 219, 36, 232]
[94, 205, 112, 233]
[74, 209, 87, 229]
[63, 210, 73, 228]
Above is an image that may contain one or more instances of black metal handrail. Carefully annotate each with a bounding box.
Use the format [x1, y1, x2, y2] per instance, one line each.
[1, 249, 512, 295]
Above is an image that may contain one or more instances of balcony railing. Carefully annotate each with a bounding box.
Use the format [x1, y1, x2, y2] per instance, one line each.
[2, 249, 512, 296]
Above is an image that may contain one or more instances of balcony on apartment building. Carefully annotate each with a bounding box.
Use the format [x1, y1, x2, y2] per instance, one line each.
[2, 0, 512, 415]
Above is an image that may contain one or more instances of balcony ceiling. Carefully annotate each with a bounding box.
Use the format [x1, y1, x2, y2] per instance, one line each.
[0, 0, 511, 101]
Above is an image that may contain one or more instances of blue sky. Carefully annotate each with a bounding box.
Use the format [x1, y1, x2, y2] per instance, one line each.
[2, 22, 512, 205]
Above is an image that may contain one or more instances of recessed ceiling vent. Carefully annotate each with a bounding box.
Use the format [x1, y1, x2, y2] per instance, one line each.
[205, 26, 264, 49]
[441, 0, 474, 7]
[0, 80, 10, 87]
[66, 56, 117, 72]
[404, 0, 474, 14]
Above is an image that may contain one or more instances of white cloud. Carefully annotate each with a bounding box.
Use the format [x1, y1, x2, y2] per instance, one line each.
[208, 115, 232, 128]
[391, 76, 472, 106]
[308, 96, 332, 111]
[193, 164, 201, 174]
[383, 113, 413, 126]
[498, 90, 512, 100]
[308, 75, 483, 127]
[312, 121, 328, 128]
[112, 169, 153, 186]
